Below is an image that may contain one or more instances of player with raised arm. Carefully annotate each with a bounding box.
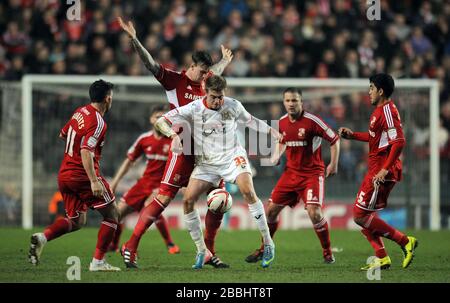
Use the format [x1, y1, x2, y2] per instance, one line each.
[245, 88, 340, 264]
[28, 80, 121, 272]
[155, 75, 282, 269]
[108, 105, 179, 255]
[118, 17, 234, 268]
[339, 73, 418, 270]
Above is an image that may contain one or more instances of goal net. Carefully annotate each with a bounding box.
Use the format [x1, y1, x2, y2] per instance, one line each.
[0, 76, 441, 230]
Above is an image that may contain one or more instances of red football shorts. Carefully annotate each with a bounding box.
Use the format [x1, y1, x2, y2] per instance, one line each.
[270, 172, 325, 208]
[354, 173, 397, 212]
[121, 178, 160, 211]
[58, 176, 115, 219]
[158, 151, 195, 198]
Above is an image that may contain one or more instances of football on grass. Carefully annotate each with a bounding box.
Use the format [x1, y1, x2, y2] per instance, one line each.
[207, 189, 232, 214]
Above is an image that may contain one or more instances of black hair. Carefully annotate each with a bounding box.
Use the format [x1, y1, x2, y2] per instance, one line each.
[150, 104, 169, 115]
[192, 51, 213, 67]
[89, 79, 114, 103]
[369, 73, 395, 98]
[283, 87, 302, 96]
[205, 75, 227, 91]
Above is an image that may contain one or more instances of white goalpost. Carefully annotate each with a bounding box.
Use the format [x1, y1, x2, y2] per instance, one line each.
[19, 75, 440, 230]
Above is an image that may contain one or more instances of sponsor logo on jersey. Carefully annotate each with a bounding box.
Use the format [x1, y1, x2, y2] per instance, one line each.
[285, 141, 308, 147]
[184, 93, 202, 100]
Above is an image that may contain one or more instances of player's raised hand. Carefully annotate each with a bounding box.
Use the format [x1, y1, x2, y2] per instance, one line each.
[118, 17, 136, 39]
[338, 127, 353, 139]
[171, 134, 183, 155]
[221, 45, 234, 63]
[90, 179, 104, 198]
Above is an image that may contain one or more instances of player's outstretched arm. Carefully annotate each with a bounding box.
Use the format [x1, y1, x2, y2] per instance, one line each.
[338, 127, 369, 142]
[210, 45, 234, 75]
[81, 149, 104, 198]
[110, 158, 134, 193]
[270, 142, 286, 166]
[155, 116, 184, 154]
[118, 17, 160, 75]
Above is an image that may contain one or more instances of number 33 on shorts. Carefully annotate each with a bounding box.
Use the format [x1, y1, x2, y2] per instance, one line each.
[234, 156, 247, 168]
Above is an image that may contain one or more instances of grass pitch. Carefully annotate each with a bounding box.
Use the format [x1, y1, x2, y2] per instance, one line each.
[1, 228, 449, 283]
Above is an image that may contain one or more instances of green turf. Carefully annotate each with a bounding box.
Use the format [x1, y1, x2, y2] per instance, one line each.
[1, 227, 449, 283]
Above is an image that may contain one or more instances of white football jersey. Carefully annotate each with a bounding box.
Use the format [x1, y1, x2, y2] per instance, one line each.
[164, 96, 254, 166]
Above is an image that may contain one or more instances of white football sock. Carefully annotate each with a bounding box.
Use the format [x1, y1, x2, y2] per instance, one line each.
[248, 199, 273, 246]
[184, 209, 207, 253]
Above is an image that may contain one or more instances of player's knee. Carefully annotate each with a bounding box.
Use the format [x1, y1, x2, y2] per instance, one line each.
[353, 215, 367, 227]
[307, 206, 323, 223]
[156, 194, 172, 207]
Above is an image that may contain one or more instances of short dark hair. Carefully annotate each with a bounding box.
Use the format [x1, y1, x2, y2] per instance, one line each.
[369, 73, 395, 98]
[89, 79, 114, 103]
[150, 104, 169, 115]
[192, 51, 213, 67]
[283, 87, 302, 96]
[205, 75, 227, 91]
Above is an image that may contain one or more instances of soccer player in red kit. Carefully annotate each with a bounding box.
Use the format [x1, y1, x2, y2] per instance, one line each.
[117, 17, 233, 268]
[245, 88, 340, 264]
[339, 73, 418, 270]
[28, 80, 121, 271]
[108, 105, 179, 254]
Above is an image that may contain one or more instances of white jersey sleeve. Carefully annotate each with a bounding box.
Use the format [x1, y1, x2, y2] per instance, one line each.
[236, 100, 271, 134]
[163, 101, 194, 124]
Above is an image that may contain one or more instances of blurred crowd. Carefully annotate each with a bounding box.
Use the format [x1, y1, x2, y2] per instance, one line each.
[0, 0, 449, 140]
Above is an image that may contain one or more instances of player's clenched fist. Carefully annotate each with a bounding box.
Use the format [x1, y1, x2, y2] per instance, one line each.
[338, 127, 353, 139]
[117, 17, 136, 39]
[90, 179, 104, 198]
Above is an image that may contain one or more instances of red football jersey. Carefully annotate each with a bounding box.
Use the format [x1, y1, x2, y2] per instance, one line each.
[279, 111, 339, 176]
[58, 104, 107, 182]
[155, 64, 207, 109]
[367, 101, 404, 179]
[127, 130, 172, 181]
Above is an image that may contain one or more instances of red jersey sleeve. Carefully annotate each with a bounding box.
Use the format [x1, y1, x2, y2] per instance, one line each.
[60, 120, 70, 139]
[382, 103, 405, 145]
[278, 120, 287, 144]
[80, 112, 105, 152]
[307, 113, 339, 145]
[154, 64, 183, 91]
[127, 136, 144, 161]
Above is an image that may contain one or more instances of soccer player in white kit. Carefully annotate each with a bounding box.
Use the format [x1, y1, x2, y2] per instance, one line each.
[155, 75, 281, 269]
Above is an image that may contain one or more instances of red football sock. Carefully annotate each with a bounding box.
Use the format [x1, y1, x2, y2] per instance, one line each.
[155, 215, 173, 246]
[110, 223, 124, 250]
[94, 219, 118, 260]
[126, 198, 165, 251]
[313, 217, 331, 251]
[365, 212, 409, 247]
[204, 210, 223, 255]
[259, 221, 279, 251]
[43, 217, 73, 241]
[361, 228, 387, 258]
